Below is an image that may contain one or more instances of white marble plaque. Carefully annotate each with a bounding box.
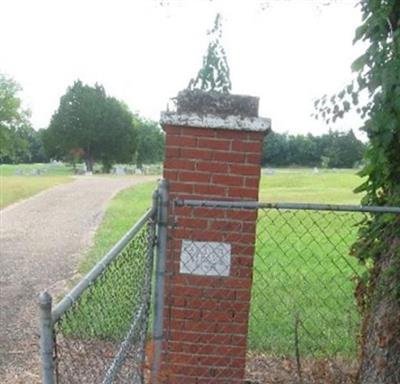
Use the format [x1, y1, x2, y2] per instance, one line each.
[180, 240, 231, 276]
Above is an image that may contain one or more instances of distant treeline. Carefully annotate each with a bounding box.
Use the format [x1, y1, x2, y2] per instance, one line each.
[2, 74, 365, 169]
[262, 130, 366, 168]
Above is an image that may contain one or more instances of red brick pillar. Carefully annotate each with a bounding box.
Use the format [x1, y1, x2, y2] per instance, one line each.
[159, 90, 270, 383]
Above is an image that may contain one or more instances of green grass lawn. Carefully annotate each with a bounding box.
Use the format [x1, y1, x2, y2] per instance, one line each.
[0, 163, 74, 208]
[259, 168, 362, 204]
[60, 169, 366, 360]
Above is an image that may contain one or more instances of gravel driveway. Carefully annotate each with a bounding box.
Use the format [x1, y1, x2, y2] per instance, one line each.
[0, 175, 155, 383]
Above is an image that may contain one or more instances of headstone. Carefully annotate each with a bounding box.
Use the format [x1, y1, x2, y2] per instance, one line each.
[114, 165, 126, 176]
[264, 168, 275, 175]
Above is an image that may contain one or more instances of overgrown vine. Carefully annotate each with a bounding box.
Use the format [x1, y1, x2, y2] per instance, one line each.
[315, 0, 400, 309]
[188, 13, 232, 94]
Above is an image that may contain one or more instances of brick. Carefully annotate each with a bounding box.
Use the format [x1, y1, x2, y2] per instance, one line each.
[169, 182, 193, 194]
[230, 164, 260, 176]
[248, 131, 266, 141]
[245, 177, 260, 188]
[228, 187, 258, 199]
[186, 298, 220, 311]
[224, 278, 252, 289]
[246, 153, 262, 164]
[199, 333, 232, 345]
[184, 320, 217, 333]
[226, 210, 257, 221]
[194, 184, 226, 196]
[170, 353, 199, 365]
[213, 174, 244, 187]
[198, 355, 231, 367]
[216, 130, 248, 140]
[181, 342, 216, 355]
[231, 335, 247, 347]
[182, 126, 216, 137]
[213, 345, 245, 357]
[214, 151, 245, 163]
[166, 135, 197, 147]
[225, 232, 255, 244]
[196, 161, 229, 173]
[216, 323, 248, 334]
[235, 290, 251, 301]
[193, 207, 226, 219]
[233, 254, 255, 267]
[232, 140, 261, 153]
[170, 319, 186, 330]
[178, 217, 208, 229]
[170, 308, 201, 321]
[164, 159, 196, 171]
[202, 310, 234, 322]
[241, 222, 256, 233]
[165, 146, 180, 158]
[181, 148, 213, 160]
[203, 288, 236, 300]
[198, 138, 231, 150]
[210, 221, 242, 232]
[173, 206, 194, 216]
[233, 268, 253, 278]
[164, 125, 182, 135]
[163, 169, 178, 181]
[173, 365, 210, 377]
[170, 285, 203, 297]
[179, 171, 210, 183]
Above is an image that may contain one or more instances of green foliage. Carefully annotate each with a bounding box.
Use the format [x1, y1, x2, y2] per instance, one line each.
[0, 73, 39, 163]
[188, 13, 232, 94]
[315, 0, 400, 305]
[45, 80, 137, 172]
[262, 130, 365, 168]
[134, 117, 165, 167]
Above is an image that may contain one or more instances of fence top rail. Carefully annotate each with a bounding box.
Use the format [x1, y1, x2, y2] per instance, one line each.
[175, 199, 400, 214]
[51, 205, 156, 323]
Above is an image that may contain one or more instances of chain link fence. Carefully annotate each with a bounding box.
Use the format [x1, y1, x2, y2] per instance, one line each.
[172, 200, 399, 383]
[38, 192, 399, 383]
[38, 207, 157, 384]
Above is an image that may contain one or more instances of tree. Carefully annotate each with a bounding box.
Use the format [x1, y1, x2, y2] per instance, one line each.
[135, 117, 165, 167]
[315, 1, 400, 382]
[188, 13, 232, 93]
[0, 73, 33, 163]
[261, 130, 365, 168]
[46, 80, 137, 172]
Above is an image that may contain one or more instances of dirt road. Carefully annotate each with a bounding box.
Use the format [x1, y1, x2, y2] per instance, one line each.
[0, 176, 155, 383]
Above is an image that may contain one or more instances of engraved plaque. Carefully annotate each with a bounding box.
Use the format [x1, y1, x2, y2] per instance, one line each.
[180, 240, 231, 276]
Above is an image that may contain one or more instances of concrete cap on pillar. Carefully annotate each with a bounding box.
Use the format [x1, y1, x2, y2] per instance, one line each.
[160, 89, 271, 132]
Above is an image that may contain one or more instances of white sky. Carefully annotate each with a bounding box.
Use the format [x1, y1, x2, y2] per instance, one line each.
[0, 0, 364, 136]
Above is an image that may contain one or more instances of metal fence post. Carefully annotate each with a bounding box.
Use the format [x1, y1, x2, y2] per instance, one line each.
[151, 179, 168, 384]
[38, 291, 55, 384]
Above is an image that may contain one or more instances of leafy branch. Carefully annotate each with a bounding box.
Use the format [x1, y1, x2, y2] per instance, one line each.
[188, 13, 232, 94]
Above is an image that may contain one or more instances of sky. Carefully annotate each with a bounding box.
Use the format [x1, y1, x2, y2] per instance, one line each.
[0, 0, 365, 137]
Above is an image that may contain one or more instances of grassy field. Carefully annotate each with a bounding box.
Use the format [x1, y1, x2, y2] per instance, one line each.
[62, 168, 366, 360]
[80, 181, 157, 274]
[0, 163, 73, 208]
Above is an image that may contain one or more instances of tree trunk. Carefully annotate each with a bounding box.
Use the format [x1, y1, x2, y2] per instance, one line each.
[358, 237, 400, 384]
[84, 156, 93, 172]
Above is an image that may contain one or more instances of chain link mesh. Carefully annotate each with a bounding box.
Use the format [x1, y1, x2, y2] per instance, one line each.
[169, 204, 371, 383]
[247, 208, 367, 383]
[53, 218, 155, 384]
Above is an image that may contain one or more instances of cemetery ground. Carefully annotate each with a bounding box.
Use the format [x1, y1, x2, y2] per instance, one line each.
[75, 168, 364, 383]
[0, 163, 73, 209]
[0, 170, 156, 383]
[0, 166, 364, 383]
